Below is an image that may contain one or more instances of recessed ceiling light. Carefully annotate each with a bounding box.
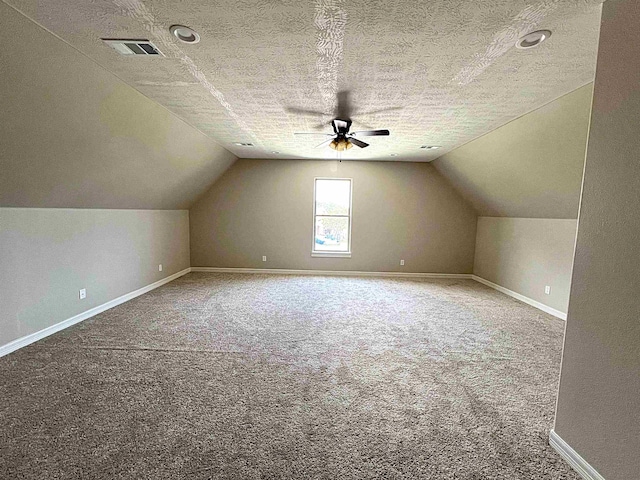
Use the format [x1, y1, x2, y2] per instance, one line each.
[170, 25, 200, 44]
[516, 30, 552, 50]
[233, 142, 254, 147]
[420, 145, 440, 150]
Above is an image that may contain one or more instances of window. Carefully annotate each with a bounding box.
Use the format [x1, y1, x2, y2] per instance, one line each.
[312, 178, 352, 257]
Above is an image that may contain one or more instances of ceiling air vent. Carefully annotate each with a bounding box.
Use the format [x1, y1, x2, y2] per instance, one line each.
[103, 39, 164, 56]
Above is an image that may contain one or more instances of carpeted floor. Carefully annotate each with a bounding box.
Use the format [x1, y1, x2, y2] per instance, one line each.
[0, 273, 577, 479]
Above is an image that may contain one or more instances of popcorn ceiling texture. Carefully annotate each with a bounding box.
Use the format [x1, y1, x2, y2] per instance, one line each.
[0, 273, 579, 479]
[4, 0, 601, 161]
[111, 0, 256, 139]
[314, 0, 347, 114]
[452, 1, 572, 86]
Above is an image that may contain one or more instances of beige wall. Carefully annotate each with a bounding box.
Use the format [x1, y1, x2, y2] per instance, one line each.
[474, 218, 577, 313]
[434, 79, 594, 321]
[433, 84, 593, 218]
[190, 159, 477, 273]
[0, 208, 190, 347]
[554, 1, 640, 479]
[0, 1, 236, 210]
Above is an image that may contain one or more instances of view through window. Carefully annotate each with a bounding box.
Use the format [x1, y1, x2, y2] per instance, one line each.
[313, 178, 352, 254]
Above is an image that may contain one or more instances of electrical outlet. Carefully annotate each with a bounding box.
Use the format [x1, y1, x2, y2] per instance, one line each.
[262, 256, 267, 262]
[158, 264, 163, 272]
[400, 259, 405, 266]
[545, 285, 551, 295]
[79, 288, 86, 300]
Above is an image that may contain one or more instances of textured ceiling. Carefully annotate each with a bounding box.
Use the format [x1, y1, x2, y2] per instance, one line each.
[0, 1, 237, 209]
[4, 0, 602, 161]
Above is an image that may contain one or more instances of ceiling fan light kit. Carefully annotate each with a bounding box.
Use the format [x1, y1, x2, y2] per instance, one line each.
[330, 138, 353, 151]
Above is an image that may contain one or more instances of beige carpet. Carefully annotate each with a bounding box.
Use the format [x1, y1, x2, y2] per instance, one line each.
[0, 273, 577, 479]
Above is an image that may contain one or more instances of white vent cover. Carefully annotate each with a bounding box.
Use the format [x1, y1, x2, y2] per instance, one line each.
[103, 39, 164, 56]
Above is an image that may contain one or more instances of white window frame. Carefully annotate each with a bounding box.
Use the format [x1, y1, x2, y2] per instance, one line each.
[311, 177, 352, 258]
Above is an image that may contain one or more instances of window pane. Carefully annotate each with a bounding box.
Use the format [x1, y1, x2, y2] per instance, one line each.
[314, 216, 349, 251]
[315, 179, 350, 216]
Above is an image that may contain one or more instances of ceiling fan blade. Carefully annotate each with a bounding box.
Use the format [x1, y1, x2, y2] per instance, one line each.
[315, 137, 336, 148]
[357, 106, 403, 116]
[348, 137, 369, 148]
[335, 90, 353, 119]
[311, 121, 330, 130]
[294, 132, 333, 136]
[351, 129, 390, 136]
[351, 119, 375, 130]
[285, 107, 329, 117]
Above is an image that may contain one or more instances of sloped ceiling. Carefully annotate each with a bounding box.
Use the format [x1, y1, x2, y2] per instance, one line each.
[0, 1, 236, 209]
[433, 83, 593, 218]
[2, 0, 602, 162]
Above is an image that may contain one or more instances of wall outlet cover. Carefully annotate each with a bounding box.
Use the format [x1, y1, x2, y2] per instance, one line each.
[159, 264, 163, 272]
[262, 256, 267, 262]
[545, 285, 551, 295]
[400, 259, 405, 266]
[79, 288, 86, 300]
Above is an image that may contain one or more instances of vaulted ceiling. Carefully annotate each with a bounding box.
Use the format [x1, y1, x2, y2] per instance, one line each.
[0, 1, 236, 209]
[434, 83, 593, 218]
[3, 0, 602, 161]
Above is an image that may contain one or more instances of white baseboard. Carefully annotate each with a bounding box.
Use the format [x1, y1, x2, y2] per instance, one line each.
[549, 430, 605, 480]
[191, 267, 472, 279]
[0, 267, 192, 358]
[471, 275, 567, 320]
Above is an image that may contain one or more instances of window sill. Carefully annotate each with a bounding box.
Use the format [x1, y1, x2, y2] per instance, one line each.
[311, 252, 352, 258]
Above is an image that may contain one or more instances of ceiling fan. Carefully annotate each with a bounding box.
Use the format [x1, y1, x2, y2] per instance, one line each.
[294, 119, 390, 151]
[288, 90, 394, 151]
